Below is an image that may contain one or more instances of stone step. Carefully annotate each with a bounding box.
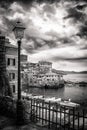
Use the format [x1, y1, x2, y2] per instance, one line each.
[0, 116, 15, 129]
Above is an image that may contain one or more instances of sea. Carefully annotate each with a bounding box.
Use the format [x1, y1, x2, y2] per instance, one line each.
[63, 73, 87, 82]
[25, 73, 87, 105]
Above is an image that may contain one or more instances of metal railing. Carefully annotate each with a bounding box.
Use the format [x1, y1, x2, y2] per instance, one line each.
[23, 96, 87, 130]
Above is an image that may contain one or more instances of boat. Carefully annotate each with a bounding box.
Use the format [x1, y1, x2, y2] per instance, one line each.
[79, 82, 87, 87]
[44, 82, 64, 89]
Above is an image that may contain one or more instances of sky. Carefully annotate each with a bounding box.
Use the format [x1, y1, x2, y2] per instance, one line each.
[0, 0, 87, 72]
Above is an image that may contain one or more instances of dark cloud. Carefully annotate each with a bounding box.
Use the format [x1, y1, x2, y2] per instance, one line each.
[0, 0, 59, 8]
[0, 0, 87, 71]
[43, 4, 56, 14]
[23, 35, 57, 53]
[79, 45, 87, 50]
[75, 3, 87, 10]
[65, 57, 87, 61]
[60, 37, 73, 44]
[77, 21, 87, 38]
[64, 7, 84, 22]
[47, 40, 57, 48]
[52, 56, 87, 63]
[22, 36, 47, 53]
[79, 25, 87, 38]
[0, 0, 87, 8]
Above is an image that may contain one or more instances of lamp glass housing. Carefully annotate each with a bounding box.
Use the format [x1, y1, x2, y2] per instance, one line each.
[13, 22, 25, 40]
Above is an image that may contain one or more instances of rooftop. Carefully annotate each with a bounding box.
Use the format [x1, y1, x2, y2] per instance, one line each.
[45, 71, 59, 75]
[39, 61, 52, 65]
[5, 43, 18, 49]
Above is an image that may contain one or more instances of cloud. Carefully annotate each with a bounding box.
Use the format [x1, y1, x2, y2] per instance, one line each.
[66, 8, 84, 22]
[0, 0, 87, 71]
[43, 3, 56, 14]
[28, 46, 87, 71]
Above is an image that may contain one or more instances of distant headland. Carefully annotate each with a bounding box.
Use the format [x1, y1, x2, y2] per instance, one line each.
[52, 69, 87, 75]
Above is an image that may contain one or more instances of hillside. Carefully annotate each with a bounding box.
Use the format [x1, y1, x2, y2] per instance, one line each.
[52, 69, 87, 75]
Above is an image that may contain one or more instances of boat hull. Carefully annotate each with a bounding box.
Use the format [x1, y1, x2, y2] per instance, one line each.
[44, 84, 64, 89]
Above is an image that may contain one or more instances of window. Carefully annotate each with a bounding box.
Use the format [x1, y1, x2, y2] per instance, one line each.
[13, 85, 15, 93]
[21, 73, 23, 78]
[9, 73, 15, 81]
[7, 58, 16, 66]
[7, 58, 10, 65]
[13, 73, 15, 79]
[30, 79, 32, 83]
[13, 59, 15, 66]
[9, 73, 11, 81]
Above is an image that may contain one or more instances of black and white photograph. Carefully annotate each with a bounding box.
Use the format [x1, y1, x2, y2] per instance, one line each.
[0, 0, 87, 129]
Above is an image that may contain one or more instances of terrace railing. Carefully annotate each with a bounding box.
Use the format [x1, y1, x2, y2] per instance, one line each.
[22, 95, 87, 130]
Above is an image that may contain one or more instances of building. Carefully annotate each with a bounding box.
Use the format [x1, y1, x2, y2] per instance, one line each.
[22, 61, 64, 88]
[36, 72, 64, 88]
[20, 54, 27, 63]
[39, 61, 52, 73]
[21, 62, 39, 87]
[0, 33, 12, 96]
[5, 38, 28, 94]
[20, 55, 28, 86]
[5, 38, 18, 94]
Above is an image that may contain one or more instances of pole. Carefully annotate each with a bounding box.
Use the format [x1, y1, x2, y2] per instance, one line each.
[18, 40, 21, 100]
[16, 40, 24, 125]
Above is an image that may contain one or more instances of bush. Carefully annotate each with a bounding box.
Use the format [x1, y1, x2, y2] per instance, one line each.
[0, 96, 16, 118]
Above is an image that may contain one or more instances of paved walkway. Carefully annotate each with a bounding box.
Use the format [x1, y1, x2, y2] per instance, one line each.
[0, 116, 49, 130]
[2, 124, 49, 130]
[0, 115, 73, 130]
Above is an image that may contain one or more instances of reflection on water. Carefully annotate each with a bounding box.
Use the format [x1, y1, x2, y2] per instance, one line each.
[27, 85, 87, 103]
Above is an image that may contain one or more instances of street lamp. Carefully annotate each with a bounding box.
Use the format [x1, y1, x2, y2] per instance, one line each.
[13, 21, 25, 125]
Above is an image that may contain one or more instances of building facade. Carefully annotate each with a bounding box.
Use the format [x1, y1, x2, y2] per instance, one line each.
[0, 34, 12, 96]
[38, 61, 52, 73]
[5, 39, 28, 94]
[20, 54, 27, 63]
[22, 61, 64, 88]
[5, 38, 18, 94]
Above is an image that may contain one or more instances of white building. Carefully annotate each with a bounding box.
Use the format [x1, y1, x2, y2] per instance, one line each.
[39, 61, 52, 73]
[22, 61, 64, 88]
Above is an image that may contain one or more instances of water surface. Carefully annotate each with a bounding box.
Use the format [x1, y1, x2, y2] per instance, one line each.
[25, 73, 87, 104]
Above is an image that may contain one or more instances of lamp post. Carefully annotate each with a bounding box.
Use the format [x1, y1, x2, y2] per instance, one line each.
[13, 21, 25, 125]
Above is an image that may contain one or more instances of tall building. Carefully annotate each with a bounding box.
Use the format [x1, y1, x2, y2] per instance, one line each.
[5, 39, 28, 93]
[0, 33, 12, 96]
[5, 38, 18, 94]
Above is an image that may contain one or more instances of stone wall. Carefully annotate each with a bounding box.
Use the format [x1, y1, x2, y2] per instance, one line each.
[0, 96, 16, 118]
[6, 45, 18, 94]
[0, 36, 6, 73]
[0, 96, 31, 122]
[0, 35, 12, 96]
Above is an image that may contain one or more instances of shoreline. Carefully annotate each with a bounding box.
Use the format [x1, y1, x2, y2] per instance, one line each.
[22, 83, 87, 109]
[64, 80, 87, 87]
[21, 91, 87, 109]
